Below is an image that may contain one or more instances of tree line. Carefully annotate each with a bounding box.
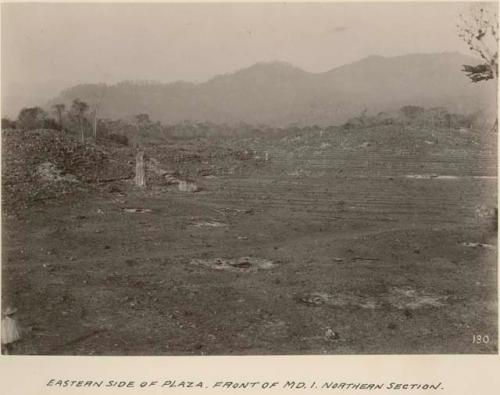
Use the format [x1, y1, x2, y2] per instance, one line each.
[2, 99, 95, 143]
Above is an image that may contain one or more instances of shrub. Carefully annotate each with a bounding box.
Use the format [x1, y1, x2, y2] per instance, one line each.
[400, 105, 425, 119]
[17, 107, 48, 130]
[107, 133, 129, 146]
[1, 118, 16, 129]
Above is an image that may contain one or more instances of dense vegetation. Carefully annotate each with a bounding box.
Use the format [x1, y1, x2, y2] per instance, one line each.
[1, 100, 493, 150]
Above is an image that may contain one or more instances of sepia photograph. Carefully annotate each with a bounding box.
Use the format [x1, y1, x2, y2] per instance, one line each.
[1, 1, 498, 357]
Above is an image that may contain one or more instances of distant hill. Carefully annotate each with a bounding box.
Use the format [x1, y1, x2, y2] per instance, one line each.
[47, 52, 496, 127]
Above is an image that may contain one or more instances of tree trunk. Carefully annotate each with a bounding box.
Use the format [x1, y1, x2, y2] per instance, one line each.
[93, 87, 105, 140]
[57, 111, 63, 131]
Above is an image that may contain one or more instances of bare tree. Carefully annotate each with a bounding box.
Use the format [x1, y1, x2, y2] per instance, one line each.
[458, 3, 498, 82]
[71, 99, 89, 143]
[52, 104, 65, 131]
[92, 86, 106, 139]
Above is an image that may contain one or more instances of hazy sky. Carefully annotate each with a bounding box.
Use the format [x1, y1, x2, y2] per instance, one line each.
[0, 1, 487, 110]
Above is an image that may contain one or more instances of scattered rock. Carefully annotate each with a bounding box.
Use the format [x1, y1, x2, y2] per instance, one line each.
[164, 174, 180, 185]
[324, 327, 339, 340]
[462, 242, 496, 249]
[37, 162, 78, 183]
[178, 180, 199, 192]
[147, 157, 169, 177]
[298, 292, 379, 309]
[223, 207, 254, 215]
[123, 208, 152, 213]
[191, 257, 276, 272]
[191, 221, 228, 228]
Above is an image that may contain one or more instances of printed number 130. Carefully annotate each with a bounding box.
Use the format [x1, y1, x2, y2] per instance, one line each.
[472, 335, 490, 344]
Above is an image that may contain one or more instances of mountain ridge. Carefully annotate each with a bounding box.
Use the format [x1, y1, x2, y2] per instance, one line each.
[45, 52, 496, 127]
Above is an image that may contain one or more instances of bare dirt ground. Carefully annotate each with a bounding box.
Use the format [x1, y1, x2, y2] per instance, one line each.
[2, 125, 497, 355]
